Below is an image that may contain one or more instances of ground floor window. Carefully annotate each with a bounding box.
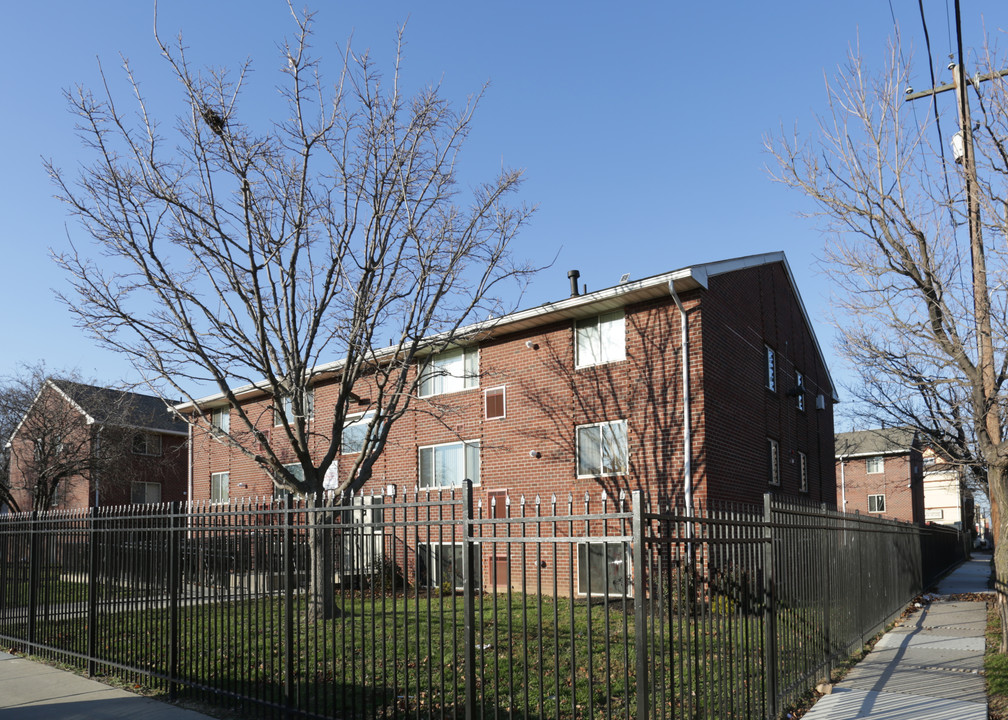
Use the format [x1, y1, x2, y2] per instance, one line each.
[768, 438, 780, 486]
[131, 481, 161, 504]
[418, 440, 480, 488]
[577, 541, 631, 597]
[341, 495, 385, 577]
[868, 494, 886, 513]
[211, 471, 229, 504]
[576, 420, 628, 477]
[419, 542, 482, 590]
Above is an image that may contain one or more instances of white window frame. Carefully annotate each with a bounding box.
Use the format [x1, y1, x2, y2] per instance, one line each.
[274, 389, 315, 427]
[132, 432, 162, 456]
[211, 407, 230, 434]
[766, 346, 776, 392]
[210, 471, 230, 504]
[419, 347, 479, 397]
[484, 386, 506, 420]
[868, 494, 886, 513]
[795, 371, 805, 411]
[418, 440, 481, 489]
[131, 481, 162, 505]
[341, 412, 375, 455]
[419, 542, 482, 590]
[798, 451, 808, 492]
[575, 309, 626, 368]
[768, 438, 780, 486]
[270, 463, 304, 500]
[577, 541, 631, 597]
[576, 420, 628, 477]
[866, 456, 884, 474]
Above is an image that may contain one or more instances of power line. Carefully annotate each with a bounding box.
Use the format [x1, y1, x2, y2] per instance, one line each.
[917, 0, 957, 230]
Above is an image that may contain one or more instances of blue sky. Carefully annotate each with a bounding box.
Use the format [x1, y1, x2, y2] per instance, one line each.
[1, 2, 1006, 421]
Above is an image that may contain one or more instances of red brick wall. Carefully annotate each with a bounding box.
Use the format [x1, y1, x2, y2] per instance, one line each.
[188, 261, 837, 515]
[698, 264, 836, 508]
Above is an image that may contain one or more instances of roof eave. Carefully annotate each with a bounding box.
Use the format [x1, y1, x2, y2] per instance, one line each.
[175, 266, 710, 412]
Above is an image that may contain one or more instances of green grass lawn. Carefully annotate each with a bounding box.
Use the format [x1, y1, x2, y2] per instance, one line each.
[20, 588, 773, 720]
[986, 602, 1008, 720]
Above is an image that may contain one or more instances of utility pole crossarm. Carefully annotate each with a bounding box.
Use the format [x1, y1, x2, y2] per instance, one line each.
[904, 67, 1008, 102]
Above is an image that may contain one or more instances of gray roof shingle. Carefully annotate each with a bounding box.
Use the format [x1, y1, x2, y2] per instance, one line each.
[835, 427, 919, 458]
[50, 379, 186, 435]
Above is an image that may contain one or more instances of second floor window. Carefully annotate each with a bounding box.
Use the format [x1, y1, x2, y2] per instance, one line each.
[211, 407, 230, 433]
[132, 432, 162, 456]
[766, 346, 776, 391]
[274, 389, 315, 426]
[576, 310, 625, 368]
[866, 456, 884, 474]
[485, 386, 506, 419]
[420, 347, 479, 397]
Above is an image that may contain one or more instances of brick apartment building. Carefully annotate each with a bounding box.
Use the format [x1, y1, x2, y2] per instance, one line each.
[834, 427, 924, 524]
[179, 252, 837, 514]
[5, 379, 188, 510]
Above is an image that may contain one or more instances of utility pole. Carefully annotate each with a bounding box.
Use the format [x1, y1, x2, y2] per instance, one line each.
[902, 0, 1008, 535]
[903, 52, 1008, 444]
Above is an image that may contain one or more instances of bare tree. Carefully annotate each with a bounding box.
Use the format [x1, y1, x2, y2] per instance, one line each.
[767, 40, 1008, 646]
[48, 7, 535, 618]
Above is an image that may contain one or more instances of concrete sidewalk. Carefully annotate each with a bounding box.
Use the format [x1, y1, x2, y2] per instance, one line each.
[0, 652, 215, 720]
[801, 553, 993, 720]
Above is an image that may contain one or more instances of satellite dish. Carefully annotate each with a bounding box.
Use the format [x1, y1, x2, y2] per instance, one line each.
[619, 273, 631, 284]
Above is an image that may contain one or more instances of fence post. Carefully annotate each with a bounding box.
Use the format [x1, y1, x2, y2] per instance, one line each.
[283, 495, 295, 720]
[632, 491, 648, 720]
[462, 479, 477, 720]
[762, 493, 778, 719]
[27, 511, 40, 653]
[855, 511, 864, 648]
[167, 502, 182, 700]
[820, 503, 832, 679]
[87, 507, 98, 676]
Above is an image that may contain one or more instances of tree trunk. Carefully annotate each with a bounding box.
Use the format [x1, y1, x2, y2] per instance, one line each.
[306, 494, 338, 621]
[988, 463, 1008, 652]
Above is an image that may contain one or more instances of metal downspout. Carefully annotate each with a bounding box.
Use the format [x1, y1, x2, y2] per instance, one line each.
[840, 457, 847, 511]
[187, 422, 193, 505]
[668, 282, 692, 514]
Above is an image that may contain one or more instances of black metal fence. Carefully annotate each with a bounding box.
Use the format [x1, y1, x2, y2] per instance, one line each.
[0, 485, 968, 719]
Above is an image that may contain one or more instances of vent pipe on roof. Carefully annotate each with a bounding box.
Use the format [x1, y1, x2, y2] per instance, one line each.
[568, 270, 581, 297]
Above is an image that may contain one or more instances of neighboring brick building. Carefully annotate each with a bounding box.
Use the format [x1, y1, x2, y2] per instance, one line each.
[834, 427, 925, 524]
[5, 379, 188, 510]
[179, 251, 837, 513]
